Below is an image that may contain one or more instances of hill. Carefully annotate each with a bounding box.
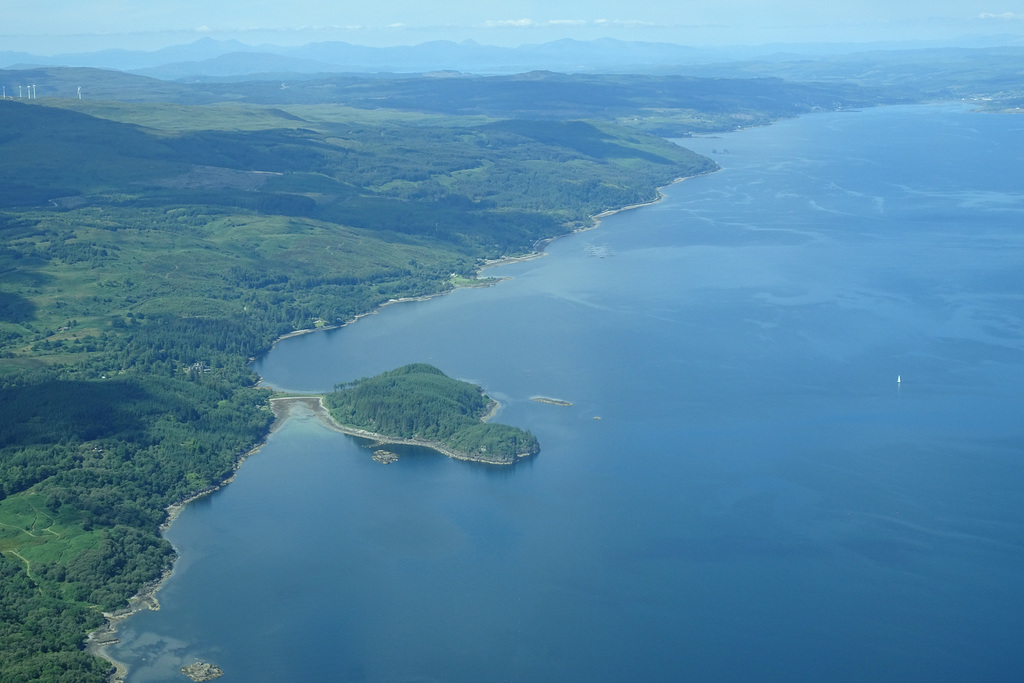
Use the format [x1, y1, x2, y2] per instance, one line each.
[2, 65, 895, 134]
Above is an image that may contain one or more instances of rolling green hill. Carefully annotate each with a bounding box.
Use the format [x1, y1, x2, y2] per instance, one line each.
[0, 97, 712, 346]
[4, 65, 899, 134]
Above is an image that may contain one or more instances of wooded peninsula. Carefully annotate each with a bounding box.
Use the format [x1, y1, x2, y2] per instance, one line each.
[322, 364, 539, 464]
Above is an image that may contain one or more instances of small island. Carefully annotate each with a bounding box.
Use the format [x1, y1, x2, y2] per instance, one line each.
[322, 364, 540, 465]
[532, 396, 574, 407]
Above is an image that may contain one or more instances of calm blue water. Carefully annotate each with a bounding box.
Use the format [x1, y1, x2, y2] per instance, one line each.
[112, 105, 1024, 682]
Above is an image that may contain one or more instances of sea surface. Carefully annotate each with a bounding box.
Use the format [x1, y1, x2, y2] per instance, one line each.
[111, 105, 1024, 682]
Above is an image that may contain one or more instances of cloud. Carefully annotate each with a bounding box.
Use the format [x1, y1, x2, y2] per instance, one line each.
[607, 19, 660, 28]
[483, 19, 535, 28]
[480, 18, 664, 30]
[978, 12, 1024, 20]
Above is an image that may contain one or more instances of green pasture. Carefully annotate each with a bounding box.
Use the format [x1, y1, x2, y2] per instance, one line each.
[0, 493, 96, 570]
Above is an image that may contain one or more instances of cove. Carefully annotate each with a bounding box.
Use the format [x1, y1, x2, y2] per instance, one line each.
[111, 105, 1024, 682]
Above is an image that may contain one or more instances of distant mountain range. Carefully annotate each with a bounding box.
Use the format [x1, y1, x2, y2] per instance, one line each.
[4, 35, 1024, 80]
[1, 38, 717, 77]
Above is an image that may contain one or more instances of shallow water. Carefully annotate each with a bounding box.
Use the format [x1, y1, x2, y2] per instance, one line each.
[113, 105, 1024, 682]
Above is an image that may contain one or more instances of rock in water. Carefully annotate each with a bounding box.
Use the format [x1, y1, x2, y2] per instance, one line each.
[181, 662, 224, 681]
[372, 449, 399, 464]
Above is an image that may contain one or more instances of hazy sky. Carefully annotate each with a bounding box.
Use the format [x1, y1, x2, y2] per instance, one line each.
[3, 0, 1023, 53]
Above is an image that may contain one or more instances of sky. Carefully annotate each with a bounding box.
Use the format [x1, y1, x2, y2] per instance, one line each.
[2, 0, 1023, 54]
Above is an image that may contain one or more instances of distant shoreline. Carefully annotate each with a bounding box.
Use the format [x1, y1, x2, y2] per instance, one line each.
[480, 170, 716, 274]
[263, 171, 716, 356]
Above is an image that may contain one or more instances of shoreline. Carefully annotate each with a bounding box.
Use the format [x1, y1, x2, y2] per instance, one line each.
[263, 170, 716, 358]
[480, 170, 716, 275]
[87, 170, 710, 681]
[85, 422, 279, 682]
[267, 291, 459, 347]
[587, 171, 718, 225]
[268, 395, 521, 465]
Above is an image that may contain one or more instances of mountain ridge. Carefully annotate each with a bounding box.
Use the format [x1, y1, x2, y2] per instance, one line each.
[5, 36, 1024, 79]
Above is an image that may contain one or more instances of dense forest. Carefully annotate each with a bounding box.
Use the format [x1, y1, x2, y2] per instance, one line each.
[324, 364, 540, 464]
[0, 70, 725, 681]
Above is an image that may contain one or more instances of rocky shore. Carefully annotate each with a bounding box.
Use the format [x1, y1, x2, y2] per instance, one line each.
[83, 425, 277, 682]
[83, 574, 166, 683]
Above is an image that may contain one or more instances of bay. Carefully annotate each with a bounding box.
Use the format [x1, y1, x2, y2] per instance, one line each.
[111, 105, 1024, 682]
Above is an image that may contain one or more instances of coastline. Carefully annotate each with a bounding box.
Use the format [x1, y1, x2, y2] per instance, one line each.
[266, 170, 717, 356]
[587, 171, 718, 225]
[87, 170, 709, 681]
[481, 171, 716, 276]
[85, 418, 282, 682]
[270, 291, 452, 345]
[268, 395, 522, 465]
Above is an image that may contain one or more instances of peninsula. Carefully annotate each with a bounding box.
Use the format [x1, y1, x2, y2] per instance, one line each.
[320, 364, 539, 465]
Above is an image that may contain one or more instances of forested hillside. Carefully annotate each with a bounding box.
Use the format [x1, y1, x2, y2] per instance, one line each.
[0, 81, 714, 681]
[3, 66, 900, 134]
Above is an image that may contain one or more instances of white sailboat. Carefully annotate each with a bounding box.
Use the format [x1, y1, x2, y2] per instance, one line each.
[897, 375, 901, 385]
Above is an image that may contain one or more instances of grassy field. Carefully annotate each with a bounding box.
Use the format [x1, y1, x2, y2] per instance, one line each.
[0, 493, 99, 583]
